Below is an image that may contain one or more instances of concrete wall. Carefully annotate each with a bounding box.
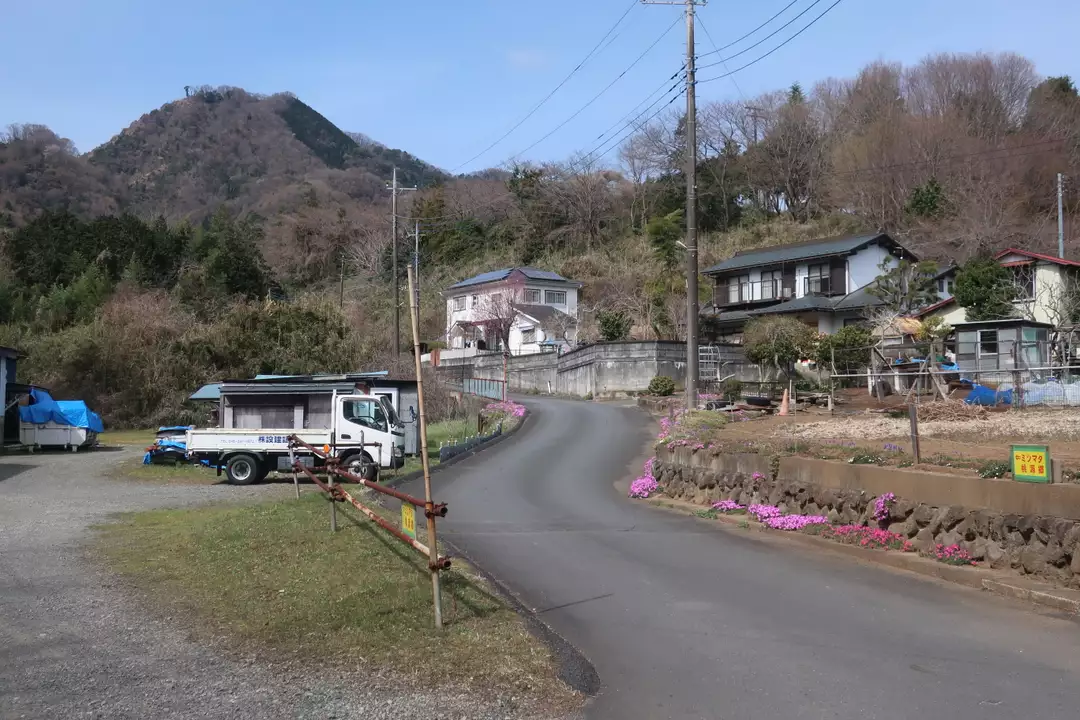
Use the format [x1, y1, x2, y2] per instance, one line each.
[655, 447, 1080, 586]
[436, 341, 744, 397]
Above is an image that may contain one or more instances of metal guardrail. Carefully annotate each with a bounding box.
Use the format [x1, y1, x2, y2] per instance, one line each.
[287, 435, 451, 570]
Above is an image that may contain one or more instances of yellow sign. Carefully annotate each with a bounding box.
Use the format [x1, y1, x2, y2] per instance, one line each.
[1011, 445, 1050, 483]
[401, 504, 417, 539]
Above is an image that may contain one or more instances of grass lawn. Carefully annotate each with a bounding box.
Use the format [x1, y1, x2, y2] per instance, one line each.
[94, 494, 575, 706]
[113, 457, 222, 484]
[98, 428, 157, 447]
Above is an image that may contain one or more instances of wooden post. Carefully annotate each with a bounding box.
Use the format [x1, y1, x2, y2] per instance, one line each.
[908, 403, 921, 465]
[407, 265, 443, 630]
[1053, 457, 1064, 484]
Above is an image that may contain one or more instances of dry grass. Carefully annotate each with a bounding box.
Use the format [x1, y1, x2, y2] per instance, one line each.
[782, 410, 1080, 443]
[93, 494, 578, 708]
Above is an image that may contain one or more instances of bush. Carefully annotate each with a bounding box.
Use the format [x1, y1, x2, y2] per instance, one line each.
[721, 377, 742, 401]
[596, 310, 632, 341]
[813, 325, 872, 372]
[743, 316, 817, 376]
[978, 460, 1010, 478]
[648, 375, 676, 396]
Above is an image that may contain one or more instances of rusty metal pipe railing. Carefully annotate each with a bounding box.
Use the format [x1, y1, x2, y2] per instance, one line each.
[329, 466, 447, 516]
[288, 435, 329, 459]
[293, 461, 451, 571]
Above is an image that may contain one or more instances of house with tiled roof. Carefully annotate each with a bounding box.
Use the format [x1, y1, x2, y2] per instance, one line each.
[700, 232, 929, 343]
[442, 267, 581, 355]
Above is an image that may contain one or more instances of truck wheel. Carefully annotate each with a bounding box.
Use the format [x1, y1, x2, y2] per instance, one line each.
[225, 453, 260, 485]
[344, 452, 378, 482]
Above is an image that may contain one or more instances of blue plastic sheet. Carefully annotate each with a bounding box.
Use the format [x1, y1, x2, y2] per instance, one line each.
[965, 384, 1012, 406]
[18, 388, 104, 432]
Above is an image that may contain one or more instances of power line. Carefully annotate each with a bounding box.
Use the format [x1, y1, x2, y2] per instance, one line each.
[695, 13, 747, 101]
[590, 66, 686, 147]
[582, 79, 688, 164]
[508, 15, 682, 163]
[696, 0, 845, 83]
[695, 0, 802, 59]
[449, 0, 639, 173]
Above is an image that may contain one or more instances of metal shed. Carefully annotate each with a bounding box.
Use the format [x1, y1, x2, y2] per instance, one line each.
[952, 319, 1052, 374]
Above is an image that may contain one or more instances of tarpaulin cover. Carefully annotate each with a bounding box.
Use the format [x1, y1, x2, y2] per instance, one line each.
[19, 388, 105, 432]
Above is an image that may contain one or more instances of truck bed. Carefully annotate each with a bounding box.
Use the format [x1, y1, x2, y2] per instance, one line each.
[185, 428, 332, 454]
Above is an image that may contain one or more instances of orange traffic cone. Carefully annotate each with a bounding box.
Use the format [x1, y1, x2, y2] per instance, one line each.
[778, 389, 790, 416]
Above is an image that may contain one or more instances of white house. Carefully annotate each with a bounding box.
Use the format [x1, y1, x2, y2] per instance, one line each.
[701, 232, 931, 343]
[442, 267, 581, 355]
[917, 248, 1080, 328]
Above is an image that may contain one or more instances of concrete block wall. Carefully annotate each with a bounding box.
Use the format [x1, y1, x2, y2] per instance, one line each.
[433, 341, 727, 397]
[654, 447, 1080, 587]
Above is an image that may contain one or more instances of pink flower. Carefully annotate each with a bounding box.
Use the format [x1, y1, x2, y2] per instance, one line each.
[711, 500, 744, 512]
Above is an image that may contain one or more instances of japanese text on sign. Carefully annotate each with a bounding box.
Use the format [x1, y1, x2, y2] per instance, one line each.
[401, 504, 416, 539]
[1011, 445, 1050, 483]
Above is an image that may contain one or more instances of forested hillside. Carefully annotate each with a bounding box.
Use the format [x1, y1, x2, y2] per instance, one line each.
[1, 53, 1078, 426]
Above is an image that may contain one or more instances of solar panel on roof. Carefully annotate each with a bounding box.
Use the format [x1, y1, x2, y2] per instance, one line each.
[519, 268, 567, 281]
[449, 269, 513, 288]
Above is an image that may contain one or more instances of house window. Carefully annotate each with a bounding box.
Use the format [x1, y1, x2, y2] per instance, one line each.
[452, 296, 465, 312]
[521, 328, 537, 344]
[978, 330, 999, 357]
[728, 275, 750, 303]
[1012, 265, 1035, 301]
[491, 292, 503, 307]
[524, 288, 541, 303]
[545, 290, 567, 305]
[471, 295, 479, 308]
[807, 264, 829, 295]
[760, 270, 782, 300]
[938, 278, 953, 294]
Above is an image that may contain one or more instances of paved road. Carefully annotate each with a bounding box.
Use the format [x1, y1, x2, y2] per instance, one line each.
[408, 397, 1080, 720]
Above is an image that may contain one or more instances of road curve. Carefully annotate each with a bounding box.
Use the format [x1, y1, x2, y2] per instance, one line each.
[409, 397, 1080, 720]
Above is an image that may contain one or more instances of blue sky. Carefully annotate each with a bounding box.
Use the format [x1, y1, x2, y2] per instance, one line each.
[2, 0, 1077, 173]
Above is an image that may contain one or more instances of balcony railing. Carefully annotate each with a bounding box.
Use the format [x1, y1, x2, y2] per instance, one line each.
[716, 279, 792, 306]
[803, 275, 837, 296]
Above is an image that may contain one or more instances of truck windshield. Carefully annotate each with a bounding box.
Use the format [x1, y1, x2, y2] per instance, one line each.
[379, 396, 401, 427]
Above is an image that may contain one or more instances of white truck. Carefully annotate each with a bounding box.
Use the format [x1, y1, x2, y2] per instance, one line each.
[186, 392, 405, 485]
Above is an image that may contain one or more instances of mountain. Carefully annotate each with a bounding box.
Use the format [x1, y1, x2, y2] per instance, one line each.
[0, 124, 120, 228]
[84, 86, 444, 222]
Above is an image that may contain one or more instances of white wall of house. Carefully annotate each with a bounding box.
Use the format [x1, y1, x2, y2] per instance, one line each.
[846, 243, 893, 293]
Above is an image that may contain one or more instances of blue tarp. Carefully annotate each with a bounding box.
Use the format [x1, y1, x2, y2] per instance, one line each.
[965, 384, 1013, 406]
[18, 388, 104, 432]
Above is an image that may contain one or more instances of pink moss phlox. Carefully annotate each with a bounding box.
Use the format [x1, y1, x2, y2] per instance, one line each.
[711, 499, 744, 512]
[872, 492, 896, 522]
[762, 514, 830, 531]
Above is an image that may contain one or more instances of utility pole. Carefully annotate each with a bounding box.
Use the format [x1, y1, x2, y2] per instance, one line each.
[745, 105, 764, 144]
[1058, 172, 1066, 259]
[386, 168, 417, 355]
[414, 219, 421, 306]
[643, 0, 703, 409]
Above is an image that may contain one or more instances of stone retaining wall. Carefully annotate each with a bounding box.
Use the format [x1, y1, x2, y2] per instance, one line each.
[654, 447, 1080, 587]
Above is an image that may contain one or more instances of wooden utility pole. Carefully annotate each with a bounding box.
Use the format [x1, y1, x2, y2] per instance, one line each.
[641, 0, 703, 410]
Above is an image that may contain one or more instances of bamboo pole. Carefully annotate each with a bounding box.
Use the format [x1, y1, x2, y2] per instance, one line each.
[407, 265, 443, 629]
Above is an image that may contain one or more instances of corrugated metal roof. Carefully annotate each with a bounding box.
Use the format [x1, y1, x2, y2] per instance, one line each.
[449, 267, 576, 289]
[704, 233, 891, 274]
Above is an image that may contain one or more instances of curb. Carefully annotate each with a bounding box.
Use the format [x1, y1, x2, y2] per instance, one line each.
[645, 496, 1080, 615]
[384, 408, 530, 490]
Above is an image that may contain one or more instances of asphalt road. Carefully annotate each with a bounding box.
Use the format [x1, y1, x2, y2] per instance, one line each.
[408, 397, 1080, 720]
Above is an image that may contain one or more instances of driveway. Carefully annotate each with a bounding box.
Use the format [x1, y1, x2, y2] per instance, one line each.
[405, 397, 1080, 720]
[0, 449, 542, 720]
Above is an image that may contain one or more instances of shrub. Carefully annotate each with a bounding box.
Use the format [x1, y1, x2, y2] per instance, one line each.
[596, 310, 632, 341]
[743, 316, 817, 377]
[978, 460, 1010, 478]
[720, 377, 742, 401]
[813, 325, 872, 372]
[648, 375, 676, 396]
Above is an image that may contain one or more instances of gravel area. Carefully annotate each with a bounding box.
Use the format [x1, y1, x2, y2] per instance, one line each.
[781, 410, 1080, 442]
[0, 448, 574, 720]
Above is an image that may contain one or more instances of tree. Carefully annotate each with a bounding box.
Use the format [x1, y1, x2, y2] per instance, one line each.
[814, 325, 872, 374]
[868, 257, 940, 314]
[646, 209, 682, 270]
[743, 316, 817, 379]
[474, 284, 522, 352]
[953, 256, 1014, 320]
[596, 310, 632, 341]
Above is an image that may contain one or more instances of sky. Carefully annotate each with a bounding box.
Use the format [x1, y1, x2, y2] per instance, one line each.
[1, 0, 1078, 174]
